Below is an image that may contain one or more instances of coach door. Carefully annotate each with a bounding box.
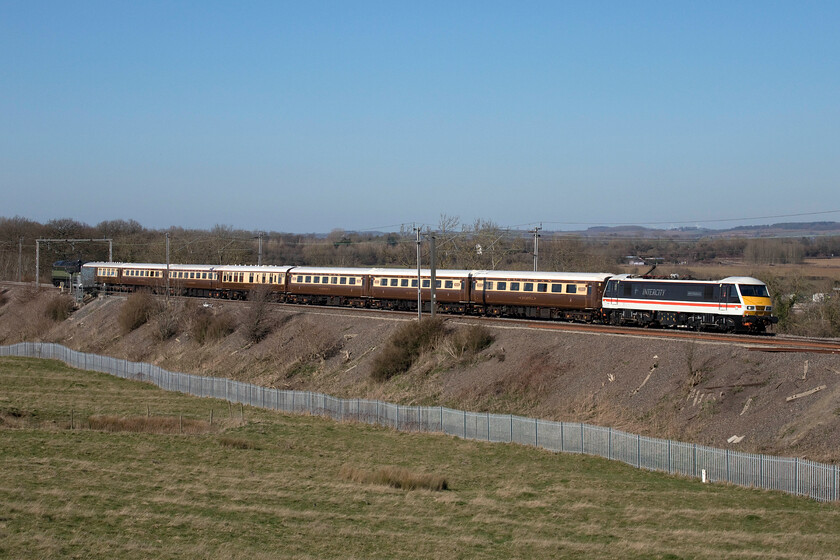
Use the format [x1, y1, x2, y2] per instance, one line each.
[719, 284, 733, 311]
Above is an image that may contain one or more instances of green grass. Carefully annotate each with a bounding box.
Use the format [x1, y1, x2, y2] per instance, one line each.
[1, 356, 839, 559]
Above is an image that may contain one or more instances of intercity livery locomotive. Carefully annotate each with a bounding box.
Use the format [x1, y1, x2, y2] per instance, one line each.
[601, 275, 775, 332]
[81, 262, 777, 333]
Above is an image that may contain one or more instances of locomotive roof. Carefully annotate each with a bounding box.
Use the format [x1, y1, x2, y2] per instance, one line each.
[611, 274, 767, 285]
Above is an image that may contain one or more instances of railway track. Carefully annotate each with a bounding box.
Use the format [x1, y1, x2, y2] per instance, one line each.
[195, 294, 840, 355]
[11, 282, 836, 355]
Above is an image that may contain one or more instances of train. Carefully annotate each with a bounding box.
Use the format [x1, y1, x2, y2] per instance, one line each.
[51, 260, 85, 286]
[81, 261, 778, 333]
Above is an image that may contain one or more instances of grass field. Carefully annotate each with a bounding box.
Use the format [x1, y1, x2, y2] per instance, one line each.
[1, 357, 839, 559]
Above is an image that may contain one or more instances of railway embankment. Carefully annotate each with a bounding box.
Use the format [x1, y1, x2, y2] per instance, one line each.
[2, 284, 839, 463]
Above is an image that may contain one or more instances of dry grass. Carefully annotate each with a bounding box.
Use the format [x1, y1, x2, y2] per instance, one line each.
[371, 317, 446, 381]
[3, 356, 840, 560]
[118, 292, 160, 333]
[44, 295, 75, 322]
[243, 286, 273, 343]
[190, 308, 236, 344]
[441, 323, 494, 360]
[339, 464, 448, 491]
[218, 436, 261, 449]
[88, 414, 215, 434]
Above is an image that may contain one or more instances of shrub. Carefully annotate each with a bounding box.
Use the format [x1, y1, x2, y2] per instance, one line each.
[450, 324, 494, 357]
[45, 295, 74, 321]
[339, 464, 448, 491]
[243, 286, 273, 343]
[191, 309, 236, 344]
[370, 317, 445, 381]
[118, 292, 159, 333]
[153, 305, 180, 341]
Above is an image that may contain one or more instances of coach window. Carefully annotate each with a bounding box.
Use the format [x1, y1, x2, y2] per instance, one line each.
[411, 279, 418, 287]
[399, 278, 407, 287]
[339, 277, 346, 285]
[422, 279, 430, 288]
[387, 278, 396, 287]
[510, 282, 520, 291]
[314, 277, 320, 283]
[566, 285, 577, 294]
[538, 283, 547, 292]
[331, 277, 337, 284]
[305, 276, 311, 283]
[497, 281, 506, 291]
[435, 280, 442, 288]
[445, 280, 453, 289]
[523, 283, 533, 292]
[349, 277, 356, 285]
[486, 281, 494, 290]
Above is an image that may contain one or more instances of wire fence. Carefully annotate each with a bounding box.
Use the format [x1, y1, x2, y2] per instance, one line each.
[3, 341, 838, 502]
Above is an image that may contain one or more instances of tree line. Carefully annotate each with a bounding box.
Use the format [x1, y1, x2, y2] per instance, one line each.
[2, 215, 840, 283]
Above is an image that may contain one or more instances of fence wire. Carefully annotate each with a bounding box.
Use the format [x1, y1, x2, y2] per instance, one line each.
[3, 342, 837, 502]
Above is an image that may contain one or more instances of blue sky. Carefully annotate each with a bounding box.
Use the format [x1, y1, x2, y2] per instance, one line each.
[2, 1, 839, 233]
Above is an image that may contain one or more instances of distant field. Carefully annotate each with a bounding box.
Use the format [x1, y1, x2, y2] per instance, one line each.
[620, 258, 840, 285]
[2, 357, 839, 559]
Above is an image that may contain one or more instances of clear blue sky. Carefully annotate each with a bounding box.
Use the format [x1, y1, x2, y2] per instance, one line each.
[2, 1, 838, 233]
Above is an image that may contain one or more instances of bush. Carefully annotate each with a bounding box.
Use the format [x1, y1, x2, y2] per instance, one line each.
[118, 292, 159, 333]
[191, 309, 236, 344]
[243, 286, 273, 344]
[450, 324, 494, 357]
[153, 305, 180, 341]
[45, 295, 74, 321]
[370, 317, 445, 381]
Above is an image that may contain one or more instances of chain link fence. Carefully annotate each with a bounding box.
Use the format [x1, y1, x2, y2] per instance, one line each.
[3, 342, 837, 502]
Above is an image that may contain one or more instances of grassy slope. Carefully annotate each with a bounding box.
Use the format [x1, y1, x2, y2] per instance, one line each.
[1, 357, 839, 560]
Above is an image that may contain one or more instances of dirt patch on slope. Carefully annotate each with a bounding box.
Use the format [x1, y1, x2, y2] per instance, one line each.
[2, 285, 840, 463]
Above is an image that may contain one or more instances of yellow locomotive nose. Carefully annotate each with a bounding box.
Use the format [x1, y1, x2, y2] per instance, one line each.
[742, 296, 773, 316]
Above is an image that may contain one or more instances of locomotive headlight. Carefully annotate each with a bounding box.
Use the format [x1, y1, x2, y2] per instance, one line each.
[746, 306, 756, 311]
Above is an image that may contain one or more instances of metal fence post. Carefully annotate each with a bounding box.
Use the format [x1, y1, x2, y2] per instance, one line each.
[608, 428, 612, 460]
[726, 449, 731, 483]
[560, 421, 564, 452]
[637, 434, 641, 468]
[581, 423, 585, 454]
